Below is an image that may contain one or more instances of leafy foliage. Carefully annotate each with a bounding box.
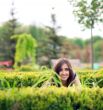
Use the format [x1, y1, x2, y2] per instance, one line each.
[0, 87, 103, 110]
[69, 0, 103, 69]
[70, 0, 103, 29]
[11, 33, 37, 67]
[0, 69, 103, 89]
[0, 20, 19, 61]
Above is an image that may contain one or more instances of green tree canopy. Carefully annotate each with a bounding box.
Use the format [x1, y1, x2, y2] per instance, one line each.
[11, 33, 37, 67]
[73, 38, 84, 48]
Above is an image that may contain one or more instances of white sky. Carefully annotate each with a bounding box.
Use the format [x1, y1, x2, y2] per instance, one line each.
[0, 0, 103, 39]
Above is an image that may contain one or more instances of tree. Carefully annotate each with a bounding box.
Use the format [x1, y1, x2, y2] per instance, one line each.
[69, 0, 103, 69]
[9, 0, 19, 64]
[29, 25, 51, 66]
[0, 20, 19, 62]
[0, 0, 19, 65]
[11, 34, 37, 67]
[94, 39, 103, 62]
[46, 7, 61, 59]
[73, 38, 84, 48]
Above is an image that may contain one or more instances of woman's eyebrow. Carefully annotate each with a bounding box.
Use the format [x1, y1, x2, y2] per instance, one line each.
[61, 68, 69, 70]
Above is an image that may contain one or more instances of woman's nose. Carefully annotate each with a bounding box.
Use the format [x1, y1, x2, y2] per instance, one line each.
[62, 70, 66, 74]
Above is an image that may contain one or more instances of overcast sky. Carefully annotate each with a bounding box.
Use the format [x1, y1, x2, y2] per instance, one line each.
[0, 0, 103, 39]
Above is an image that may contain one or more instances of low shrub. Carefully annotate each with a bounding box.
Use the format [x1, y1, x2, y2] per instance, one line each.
[0, 87, 103, 110]
[0, 69, 103, 89]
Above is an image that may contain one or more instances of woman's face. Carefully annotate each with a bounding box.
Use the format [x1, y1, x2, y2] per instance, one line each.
[59, 63, 70, 81]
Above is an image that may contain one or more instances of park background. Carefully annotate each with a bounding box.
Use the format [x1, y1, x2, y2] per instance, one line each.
[0, 0, 103, 109]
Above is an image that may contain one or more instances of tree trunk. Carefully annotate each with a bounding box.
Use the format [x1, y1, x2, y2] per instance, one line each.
[90, 27, 94, 69]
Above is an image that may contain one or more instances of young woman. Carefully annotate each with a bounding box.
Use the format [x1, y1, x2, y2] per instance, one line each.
[54, 58, 81, 87]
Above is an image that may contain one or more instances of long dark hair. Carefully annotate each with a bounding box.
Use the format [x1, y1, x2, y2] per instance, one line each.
[54, 58, 75, 87]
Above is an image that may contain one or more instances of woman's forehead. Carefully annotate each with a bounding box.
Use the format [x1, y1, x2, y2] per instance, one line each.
[61, 63, 68, 68]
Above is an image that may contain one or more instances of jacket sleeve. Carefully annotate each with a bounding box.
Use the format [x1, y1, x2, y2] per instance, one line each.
[71, 74, 82, 92]
[73, 75, 81, 86]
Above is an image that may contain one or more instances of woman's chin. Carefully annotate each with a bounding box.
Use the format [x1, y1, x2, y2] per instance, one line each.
[61, 78, 68, 81]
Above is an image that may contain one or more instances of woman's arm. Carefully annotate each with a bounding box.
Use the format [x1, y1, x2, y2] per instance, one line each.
[73, 75, 81, 86]
[72, 75, 82, 92]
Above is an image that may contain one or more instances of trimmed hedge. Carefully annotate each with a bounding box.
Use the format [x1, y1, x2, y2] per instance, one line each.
[0, 69, 103, 89]
[79, 73, 103, 87]
[77, 69, 103, 74]
[77, 69, 103, 87]
[0, 70, 60, 89]
[0, 72, 40, 89]
[0, 87, 103, 110]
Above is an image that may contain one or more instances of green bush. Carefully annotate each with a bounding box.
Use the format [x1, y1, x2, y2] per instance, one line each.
[0, 72, 40, 89]
[0, 70, 61, 89]
[0, 87, 103, 110]
[78, 70, 103, 87]
[0, 69, 103, 89]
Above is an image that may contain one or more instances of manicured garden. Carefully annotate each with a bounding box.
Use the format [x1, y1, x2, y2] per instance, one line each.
[0, 69, 103, 110]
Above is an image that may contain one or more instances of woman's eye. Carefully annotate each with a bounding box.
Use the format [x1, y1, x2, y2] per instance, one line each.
[59, 68, 69, 72]
[65, 68, 69, 71]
